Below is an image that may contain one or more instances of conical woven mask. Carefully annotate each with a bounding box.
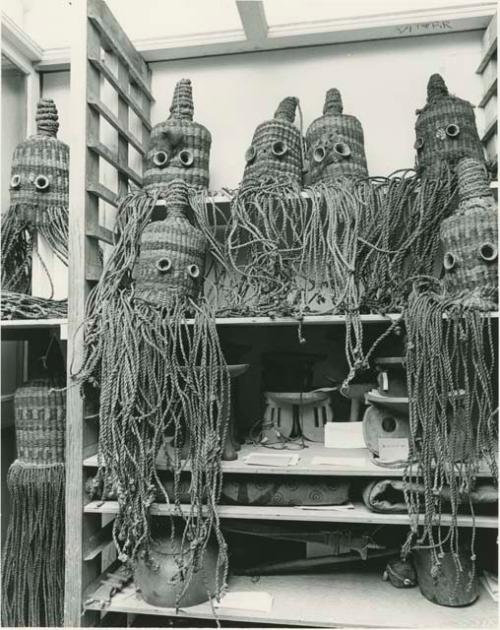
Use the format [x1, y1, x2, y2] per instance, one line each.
[143, 79, 211, 192]
[440, 158, 497, 310]
[9, 99, 69, 222]
[133, 182, 207, 305]
[415, 74, 484, 176]
[306, 89, 368, 183]
[13, 378, 66, 465]
[242, 96, 303, 187]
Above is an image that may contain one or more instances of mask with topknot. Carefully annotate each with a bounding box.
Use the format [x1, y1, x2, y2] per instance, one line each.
[306, 88, 368, 183]
[414, 74, 484, 177]
[143, 79, 211, 192]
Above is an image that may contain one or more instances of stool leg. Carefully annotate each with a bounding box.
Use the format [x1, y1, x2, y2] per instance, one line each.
[222, 385, 237, 461]
[350, 399, 361, 422]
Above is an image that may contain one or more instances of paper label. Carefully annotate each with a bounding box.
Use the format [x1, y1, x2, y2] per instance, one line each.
[378, 438, 409, 461]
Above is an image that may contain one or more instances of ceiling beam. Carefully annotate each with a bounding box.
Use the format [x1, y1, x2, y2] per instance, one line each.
[236, 0, 268, 46]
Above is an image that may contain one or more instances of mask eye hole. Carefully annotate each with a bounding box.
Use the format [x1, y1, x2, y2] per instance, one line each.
[444, 252, 457, 270]
[35, 175, 50, 191]
[313, 146, 326, 163]
[245, 146, 256, 164]
[10, 174, 21, 189]
[272, 141, 288, 157]
[415, 137, 424, 150]
[333, 142, 351, 158]
[446, 123, 460, 138]
[156, 257, 172, 273]
[479, 242, 497, 262]
[153, 151, 169, 167]
[179, 149, 194, 167]
[187, 264, 200, 278]
[381, 416, 397, 433]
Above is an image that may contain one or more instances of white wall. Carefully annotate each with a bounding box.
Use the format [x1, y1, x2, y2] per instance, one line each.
[148, 30, 483, 189]
[2, 70, 26, 213]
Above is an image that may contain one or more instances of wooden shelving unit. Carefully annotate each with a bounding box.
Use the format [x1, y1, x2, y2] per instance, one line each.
[63, 1, 498, 627]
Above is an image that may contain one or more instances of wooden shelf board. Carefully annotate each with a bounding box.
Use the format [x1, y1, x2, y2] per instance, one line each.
[1, 318, 68, 340]
[83, 443, 496, 478]
[84, 569, 498, 628]
[83, 499, 497, 529]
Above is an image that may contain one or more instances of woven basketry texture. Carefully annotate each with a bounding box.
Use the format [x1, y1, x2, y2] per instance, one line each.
[14, 378, 66, 465]
[9, 99, 69, 213]
[415, 74, 484, 177]
[242, 96, 303, 187]
[144, 79, 211, 192]
[134, 181, 207, 305]
[306, 88, 368, 183]
[440, 158, 497, 309]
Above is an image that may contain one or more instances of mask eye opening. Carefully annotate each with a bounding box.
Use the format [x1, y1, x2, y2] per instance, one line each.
[179, 149, 194, 167]
[333, 142, 351, 158]
[245, 146, 256, 164]
[446, 123, 460, 138]
[381, 416, 397, 433]
[272, 141, 288, 157]
[153, 151, 169, 167]
[156, 257, 172, 273]
[415, 137, 424, 150]
[187, 264, 200, 278]
[479, 242, 497, 262]
[35, 175, 50, 191]
[444, 251, 457, 270]
[312, 145, 326, 163]
[10, 174, 21, 189]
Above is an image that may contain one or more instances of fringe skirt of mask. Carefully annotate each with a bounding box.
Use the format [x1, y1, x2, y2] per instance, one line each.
[1, 460, 65, 627]
[1, 204, 33, 294]
[401, 285, 497, 592]
[78, 290, 230, 608]
[356, 165, 457, 313]
[222, 179, 309, 317]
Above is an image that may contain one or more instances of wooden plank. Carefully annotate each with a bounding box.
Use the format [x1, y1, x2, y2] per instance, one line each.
[83, 443, 496, 478]
[88, 56, 152, 129]
[117, 58, 131, 199]
[87, 97, 145, 155]
[88, 140, 142, 186]
[236, 0, 268, 44]
[477, 12, 497, 74]
[83, 520, 114, 561]
[87, 0, 153, 101]
[479, 77, 498, 108]
[85, 221, 114, 245]
[87, 181, 119, 207]
[83, 500, 497, 529]
[84, 570, 498, 629]
[86, 261, 104, 282]
[1, 319, 66, 329]
[482, 116, 498, 143]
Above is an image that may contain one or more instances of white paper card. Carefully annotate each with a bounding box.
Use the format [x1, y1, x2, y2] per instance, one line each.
[324, 422, 365, 449]
[244, 453, 299, 467]
[215, 591, 273, 613]
[378, 438, 409, 462]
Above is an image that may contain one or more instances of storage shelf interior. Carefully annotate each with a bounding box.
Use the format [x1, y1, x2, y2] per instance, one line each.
[84, 568, 498, 628]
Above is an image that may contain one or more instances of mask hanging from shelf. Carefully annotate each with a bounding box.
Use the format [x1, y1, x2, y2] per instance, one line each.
[440, 157, 497, 310]
[223, 96, 309, 317]
[75, 173, 230, 609]
[1, 99, 69, 319]
[1, 377, 66, 627]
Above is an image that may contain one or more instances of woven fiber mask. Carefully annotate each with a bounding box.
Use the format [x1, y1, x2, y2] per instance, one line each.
[306, 88, 368, 183]
[440, 158, 497, 310]
[1, 99, 69, 297]
[2, 378, 66, 627]
[143, 79, 211, 192]
[414, 74, 484, 177]
[242, 96, 303, 187]
[133, 182, 207, 306]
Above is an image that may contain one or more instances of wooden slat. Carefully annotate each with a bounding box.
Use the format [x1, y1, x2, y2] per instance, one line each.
[87, 97, 145, 155]
[85, 221, 114, 245]
[86, 261, 104, 282]
[482, 116, 498, 143]
[88, 56, 151, 130]
[88, 140, 142, 186]
[83, 520, 114, 561]
[479, 76, 498, 108]
[87, 0, 153, 101]
[83, 501, 498, 529]
[87, 181, 119, 206]
[477, 12, 497, 74]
